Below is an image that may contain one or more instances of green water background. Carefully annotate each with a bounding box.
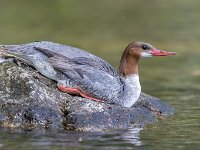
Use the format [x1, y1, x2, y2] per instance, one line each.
[0, 0, 200, 149]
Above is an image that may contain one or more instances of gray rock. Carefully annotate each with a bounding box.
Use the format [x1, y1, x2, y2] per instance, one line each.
[0, 62, 174, 132]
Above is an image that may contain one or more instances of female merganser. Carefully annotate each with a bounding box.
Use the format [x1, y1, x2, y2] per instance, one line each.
[0, 41, 176, 107]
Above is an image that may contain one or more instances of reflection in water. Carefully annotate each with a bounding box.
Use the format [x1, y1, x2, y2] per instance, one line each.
[80, 128, 143, 149]
[119, 128, 143, 146]
[0, 144, 3, 148]
[0, 129, 144, 150]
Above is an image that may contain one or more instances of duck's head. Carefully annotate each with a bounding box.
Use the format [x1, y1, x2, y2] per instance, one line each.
[125, 42, 176, 58]
[119, 42, 176, 76]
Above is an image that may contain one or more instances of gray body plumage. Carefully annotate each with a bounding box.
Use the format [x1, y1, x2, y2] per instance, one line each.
[0, 41, 141, 107]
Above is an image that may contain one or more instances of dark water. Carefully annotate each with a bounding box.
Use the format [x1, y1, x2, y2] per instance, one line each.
[0, 0, 200, 149]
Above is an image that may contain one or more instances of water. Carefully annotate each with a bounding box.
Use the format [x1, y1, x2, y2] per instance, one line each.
[0, 0, 200, 149]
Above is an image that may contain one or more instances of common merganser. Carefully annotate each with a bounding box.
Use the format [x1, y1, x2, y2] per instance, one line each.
[0, 41, 176, 107]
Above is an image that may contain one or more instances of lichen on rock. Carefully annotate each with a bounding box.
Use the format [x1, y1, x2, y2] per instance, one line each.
[0, 61, 174, 132]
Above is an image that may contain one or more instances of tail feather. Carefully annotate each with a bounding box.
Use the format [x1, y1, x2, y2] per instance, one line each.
[0, 46, 32, 64]
[0, 46, 6, 63]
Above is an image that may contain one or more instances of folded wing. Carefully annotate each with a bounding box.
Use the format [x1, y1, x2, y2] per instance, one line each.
[48, 55, 123, 102]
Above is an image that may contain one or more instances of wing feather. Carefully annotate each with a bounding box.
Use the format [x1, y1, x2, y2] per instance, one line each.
[48, 55, 123, 101]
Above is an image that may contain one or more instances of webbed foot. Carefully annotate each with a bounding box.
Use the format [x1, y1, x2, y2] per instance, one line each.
[57, 85, 103, 102]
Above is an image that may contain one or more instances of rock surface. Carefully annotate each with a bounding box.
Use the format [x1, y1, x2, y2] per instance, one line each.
[0, 62, 174, 132]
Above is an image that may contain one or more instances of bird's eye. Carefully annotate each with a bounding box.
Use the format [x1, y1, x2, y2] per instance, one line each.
[142, 45, 148, 50]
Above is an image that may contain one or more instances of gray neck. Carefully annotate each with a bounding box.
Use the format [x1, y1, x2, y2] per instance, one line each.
[118, 74, 141, 107]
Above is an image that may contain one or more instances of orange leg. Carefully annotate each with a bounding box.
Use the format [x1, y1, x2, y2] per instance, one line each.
[57, 85, 103, 102]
